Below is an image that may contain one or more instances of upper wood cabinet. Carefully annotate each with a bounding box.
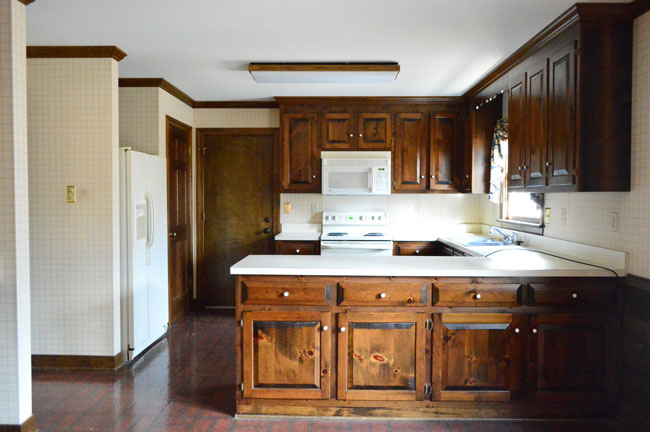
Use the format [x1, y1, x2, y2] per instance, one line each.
[507, 71, 527, 189]
[394, 113, 428, 192]
[357, 113, 392, 149]
[525, 59, 549, 188]
[321, 113, 354, 150]
[321, 112, 392, 150]
[430, 113, 460, 191]
[281, 113, 320, 192]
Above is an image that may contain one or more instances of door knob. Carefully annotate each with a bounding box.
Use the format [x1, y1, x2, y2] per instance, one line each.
[263, 228, 271, 234]
[264, 217, 271, 223]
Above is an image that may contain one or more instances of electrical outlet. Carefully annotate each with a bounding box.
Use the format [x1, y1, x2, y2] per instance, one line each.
[544, 208, 551, 224]
[415, 205, 422, 213]
[66, 185, 76, 203]
[311, 202, 320, 213]
[283, 203, 291, 214]
[611, 212, 619, 232]
[561, 208, 567, 225]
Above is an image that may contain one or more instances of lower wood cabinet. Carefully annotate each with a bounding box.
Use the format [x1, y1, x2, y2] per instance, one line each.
[337, 312, 427, 401]
[393, 241, 439, 256]
[528, 314, 617, 402]
[433, 313, 523, 401]
[275, 240, 320, 255]
[241, 311, 331, 399]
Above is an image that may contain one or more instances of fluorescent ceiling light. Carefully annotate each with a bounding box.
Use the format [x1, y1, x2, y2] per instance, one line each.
[248, 63, 400, 83]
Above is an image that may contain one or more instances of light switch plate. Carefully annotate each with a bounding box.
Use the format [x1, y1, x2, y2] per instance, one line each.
[544, 208, 551, 224]
[284, 203, 291, 214]
[66, 185, 76, 203]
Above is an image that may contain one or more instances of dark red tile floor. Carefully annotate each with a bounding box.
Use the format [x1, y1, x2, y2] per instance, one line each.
[32, 311, 622, 431]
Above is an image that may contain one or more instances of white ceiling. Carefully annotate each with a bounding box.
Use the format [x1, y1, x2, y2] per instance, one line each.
[26, 0, 632, 101]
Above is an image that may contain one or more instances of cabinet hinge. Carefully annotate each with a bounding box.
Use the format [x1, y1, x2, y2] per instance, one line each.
[240, 382, 244, 391]
[240, 318, 244, 328]
[201, 147, 206, 156]
[425, 319, 433, 331]
[424, 382, 432, 396]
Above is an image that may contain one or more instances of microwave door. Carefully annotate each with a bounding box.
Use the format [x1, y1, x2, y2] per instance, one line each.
[325, 167, 373, 194]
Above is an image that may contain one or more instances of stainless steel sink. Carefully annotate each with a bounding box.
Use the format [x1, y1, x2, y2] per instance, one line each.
[449, 237, 505, 247]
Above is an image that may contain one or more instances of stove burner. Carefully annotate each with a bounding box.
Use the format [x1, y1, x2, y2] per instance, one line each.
[364, 233, 385, 237]
[327, 232, 348, 237]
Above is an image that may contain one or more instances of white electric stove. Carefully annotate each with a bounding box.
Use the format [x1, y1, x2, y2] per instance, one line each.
[320, 211, 393, 256]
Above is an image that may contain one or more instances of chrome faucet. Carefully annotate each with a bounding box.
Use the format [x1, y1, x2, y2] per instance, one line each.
[489, 227, 522, 245]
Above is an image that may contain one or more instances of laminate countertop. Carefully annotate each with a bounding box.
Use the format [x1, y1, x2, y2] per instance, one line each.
[230, 251, 622, 278]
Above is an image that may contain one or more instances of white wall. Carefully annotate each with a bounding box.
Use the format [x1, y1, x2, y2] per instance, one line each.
[119, 87, 158, 155]
[483, 10, 650, 279]
[0, 0, 32, 425]
[27, 57, 121, 356]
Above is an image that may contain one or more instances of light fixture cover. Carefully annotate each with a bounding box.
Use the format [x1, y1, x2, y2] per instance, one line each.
[248, 63, 399, 83]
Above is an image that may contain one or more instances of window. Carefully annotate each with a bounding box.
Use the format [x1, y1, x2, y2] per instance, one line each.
[501, 192, 544, 227]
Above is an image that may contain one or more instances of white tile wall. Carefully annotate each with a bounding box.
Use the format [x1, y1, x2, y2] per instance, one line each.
[119, 87, 158, 155]
[27, 57, 121, 357]
[482, 10, 650, 279]
[0, 0, 31, 425]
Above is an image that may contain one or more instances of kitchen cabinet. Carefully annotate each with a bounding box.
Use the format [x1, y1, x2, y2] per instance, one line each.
[337, 312, 427, 401]
[281, 113, 320, 192]
[394, 113, 428, 192]
[321, 113, 354, 150]
[527, 314, 617, 402]
[357, 113, 392, 149]
[433, 313, 523, 401]
[275, 240, 320, 255]
[507, 70, 527, 189]
[241, 311, 331, 399]
[525, 59, 549, 188]
[393, 241, 438, 256]
[321, 112, 392, 150]
[430, 113, 461, 191]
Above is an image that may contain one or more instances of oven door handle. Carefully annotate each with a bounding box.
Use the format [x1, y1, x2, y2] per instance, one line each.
[321, 242, 393, 251]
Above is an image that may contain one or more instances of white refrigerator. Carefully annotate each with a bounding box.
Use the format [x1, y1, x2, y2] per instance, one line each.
[120, 148, 169, 361]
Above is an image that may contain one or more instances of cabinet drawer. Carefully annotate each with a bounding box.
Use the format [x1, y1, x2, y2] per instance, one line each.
[242, 281, 331, 306]
[275, 241, 319, 255]
[434, 283, 522, 307]
[394, 241, 438, 256]
[528, 281, 616, 307]
[337, 282, 427, 306]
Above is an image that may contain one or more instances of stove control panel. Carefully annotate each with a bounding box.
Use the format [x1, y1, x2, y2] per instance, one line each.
[322, 212, 388, 225]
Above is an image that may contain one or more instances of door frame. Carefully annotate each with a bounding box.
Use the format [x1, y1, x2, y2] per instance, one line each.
[195, 128, 280, 309]
[166, 115, 194, 320]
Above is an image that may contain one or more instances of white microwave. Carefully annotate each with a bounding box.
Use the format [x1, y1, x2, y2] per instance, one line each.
[321, 151, 391, 195]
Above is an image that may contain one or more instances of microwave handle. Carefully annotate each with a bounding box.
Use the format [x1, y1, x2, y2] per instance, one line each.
[369, 168, 375, 194]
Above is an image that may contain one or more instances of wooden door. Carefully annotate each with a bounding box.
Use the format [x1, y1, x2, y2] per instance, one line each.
[433, 313, 523, 401]
[526, 60, 549, 188]
[166, 116, 192, 324]
[281, 113, 320, 191]
[528, 314, 617, 402]
[548, 42, 577, 187]
[508, 71, 526, 189]
[321, 113, 354, 150]
[394, 113, 428, 192]
[197, 129, 276, 307]
[242, 311, 331, 399]
[338, 312, 427, 401]
[430, 112, 460, 191]
[357, 113, 392, 149]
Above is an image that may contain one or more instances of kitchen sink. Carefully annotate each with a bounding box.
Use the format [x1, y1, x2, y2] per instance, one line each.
[449, 237, 505, 247]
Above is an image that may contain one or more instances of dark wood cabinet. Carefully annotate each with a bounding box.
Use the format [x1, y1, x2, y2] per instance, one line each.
[547, 42, 577, 187]
[281, 113, 320, 192]
[337, 312, 427, 401]
[525, 59, 549, 188]
[433, 313, 523, 401]
[321, 113, 354, 150]
[275, 240, 319, 255]
[357, 113, 392, 149]
[242, 311, 331, 399]
[321, 112, 392, 150]
[508, 71, 527, 189]
[394, 113, 428, 192]
[430, 113, 460, 191]
[528, 314, 617, 402]
[393, 241, 438, 256]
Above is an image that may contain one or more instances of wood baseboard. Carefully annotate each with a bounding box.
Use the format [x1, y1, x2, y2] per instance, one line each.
[0, 416, 35, 432]
[32, 353, 123, 370]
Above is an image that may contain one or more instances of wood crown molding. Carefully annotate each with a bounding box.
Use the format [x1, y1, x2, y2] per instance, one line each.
[0, 416, 36, 432]
[274, 96, 464, 106]
[27, 46, 127, 61]
[631, 0, 650, 17]
[119, 78, 194, 108]
[32, 353, 123, 370]
[462, 2, 635, 101]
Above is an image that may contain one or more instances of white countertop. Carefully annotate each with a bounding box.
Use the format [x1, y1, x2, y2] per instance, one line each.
[230, 252, 620, 277]
[274, 232, 321, 241]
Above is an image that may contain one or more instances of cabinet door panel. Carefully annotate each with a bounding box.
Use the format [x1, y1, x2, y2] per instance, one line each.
[358, 113, 392, 150]
[275, 240, 319, 255]
[430, 113, 460, 191]
[528, 314, 617, 402]
[508, 72, 526, 189]
[322, 113, 354, 150]
[394, 113, 427, 191]
[338, 313, 426, 401]
[548, 42, 577, 187]
[282, 113, 320, 191]
[433, 313, 523, 401]
[526, 60, 549, 187]
[242, 311, 331, 399]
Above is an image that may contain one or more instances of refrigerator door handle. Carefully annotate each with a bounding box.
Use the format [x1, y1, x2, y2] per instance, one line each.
[145, 191, 155, 265]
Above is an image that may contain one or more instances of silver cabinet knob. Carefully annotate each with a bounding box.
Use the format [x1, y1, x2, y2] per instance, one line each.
[431, 175, 435, 179]
[475, 293, 482, 299]
[532, 328, 538, 334]
[518, 166, 522, 170]
[420, 175, 425, 178]
[349, 133, 354, 137]
[359, 133, 363, 137]
[283, 291, 289, 297]
[466, 174, 470, 178]
[312, 175, 316, 178]
[340, 327, 346, 332]
[514, 328, 520, 334]
[415, 250, 420, 254]
[379, 293, 386, 299]
[322, 325, 328, 331]
[572, 293, 578, 299]
[295, 249, 300, 253]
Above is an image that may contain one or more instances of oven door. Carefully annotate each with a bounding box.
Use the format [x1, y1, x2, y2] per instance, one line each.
[322, 166, 374, 195]
[320, 241, 393, 256]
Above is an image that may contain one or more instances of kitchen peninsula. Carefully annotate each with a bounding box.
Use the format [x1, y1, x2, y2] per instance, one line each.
[231, 246, 623, 419]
